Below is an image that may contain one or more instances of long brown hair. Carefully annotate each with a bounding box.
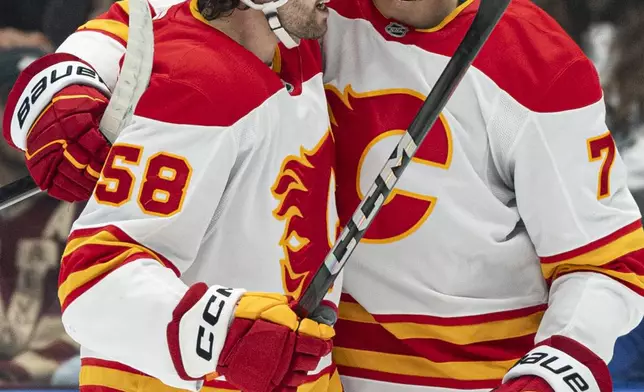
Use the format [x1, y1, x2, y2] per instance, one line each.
[198, 0, 243, 20]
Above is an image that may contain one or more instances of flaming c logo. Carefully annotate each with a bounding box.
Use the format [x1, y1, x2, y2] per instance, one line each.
[326, 84, 453, 243]
[271, 132, 338, 300]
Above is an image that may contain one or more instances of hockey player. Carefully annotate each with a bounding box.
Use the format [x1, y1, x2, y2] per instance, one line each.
[323, 0, 644, 391]
[2, 0, 342, 391]
[4, 0, 644, 392]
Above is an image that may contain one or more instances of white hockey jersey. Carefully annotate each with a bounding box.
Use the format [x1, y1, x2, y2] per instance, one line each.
[322, 0, 644, 390]
[57, 1, 341, 391]
[29, 0, 644, 390]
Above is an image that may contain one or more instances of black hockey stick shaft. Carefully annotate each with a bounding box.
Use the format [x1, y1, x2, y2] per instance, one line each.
[0, 176, 40, 210]
[294, 0, 512, 317]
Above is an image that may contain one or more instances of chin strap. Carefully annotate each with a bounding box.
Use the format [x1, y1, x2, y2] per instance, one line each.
[239, 0, 300, 49]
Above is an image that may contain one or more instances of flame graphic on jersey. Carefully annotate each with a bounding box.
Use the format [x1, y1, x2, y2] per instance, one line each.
[326, 84, 452, 243]
[271, 131, 337, 300]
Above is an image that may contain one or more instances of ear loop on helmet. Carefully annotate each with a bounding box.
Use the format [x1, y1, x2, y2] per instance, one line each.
[240, 0, 300, 48]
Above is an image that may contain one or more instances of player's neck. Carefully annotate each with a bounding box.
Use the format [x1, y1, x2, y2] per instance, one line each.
[373, 0, 459, 29]
[209, 10, 278, 65]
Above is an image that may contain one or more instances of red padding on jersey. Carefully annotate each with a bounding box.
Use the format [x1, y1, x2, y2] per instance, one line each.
[3, 53, 93, 149]
[167, 282, 210, 381]
[537, 336, 612, 392]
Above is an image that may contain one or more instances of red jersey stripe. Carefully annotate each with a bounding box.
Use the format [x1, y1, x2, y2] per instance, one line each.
[541, 220, 642, 264]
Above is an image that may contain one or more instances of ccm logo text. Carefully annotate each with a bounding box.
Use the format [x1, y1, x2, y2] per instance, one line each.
[195, 288, 233, 361]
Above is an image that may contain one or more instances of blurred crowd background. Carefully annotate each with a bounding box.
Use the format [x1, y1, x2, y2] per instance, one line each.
[0, 0, 643, 389]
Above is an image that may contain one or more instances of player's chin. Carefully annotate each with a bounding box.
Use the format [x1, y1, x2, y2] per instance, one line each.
[293, 25, 327, 40]
[290, 17, 328, 39]
[308, 21, 329, 39]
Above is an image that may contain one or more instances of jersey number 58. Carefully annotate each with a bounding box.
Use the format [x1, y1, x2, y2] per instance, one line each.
[94, 143, 193, 217]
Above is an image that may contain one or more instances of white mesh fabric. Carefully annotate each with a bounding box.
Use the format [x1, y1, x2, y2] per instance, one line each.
[486, 90, 531, 188]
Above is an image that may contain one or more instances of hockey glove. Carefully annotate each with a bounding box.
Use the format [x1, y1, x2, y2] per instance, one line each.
[493, 335, 612, 392]
[2, 53, 112, 202]
[167, 283, 335, 392]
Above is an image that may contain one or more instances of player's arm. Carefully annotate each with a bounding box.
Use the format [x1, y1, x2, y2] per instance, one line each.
[59, 78, 333, 392]
[493, 58, 644, 392]
[55, 0, 166, 90]
[1, 0, 178, 202]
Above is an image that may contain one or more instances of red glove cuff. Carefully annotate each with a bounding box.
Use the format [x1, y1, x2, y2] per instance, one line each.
[167, 282, 210, 381]
[503, 335, 612, 392]
[166, 283, 244, 381]
[3, 52, 110, 151]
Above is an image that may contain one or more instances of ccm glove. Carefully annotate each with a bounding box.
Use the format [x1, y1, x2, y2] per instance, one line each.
[2, 53, 111, 202]
[493, 335, 612, 392]
[167, 283, 334, 392]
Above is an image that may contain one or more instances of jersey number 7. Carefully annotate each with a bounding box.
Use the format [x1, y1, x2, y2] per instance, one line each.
[587, 131, 616, 200]
[94, 143, 193, 217]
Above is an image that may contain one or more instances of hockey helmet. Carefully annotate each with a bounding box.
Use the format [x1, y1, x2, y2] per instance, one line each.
[240, 0, 299, 48]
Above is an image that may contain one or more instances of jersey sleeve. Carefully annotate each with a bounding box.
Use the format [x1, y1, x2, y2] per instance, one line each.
[56, 0, 180, 90]
[57, 77, 249, 390]
[497, 57, 644, 362]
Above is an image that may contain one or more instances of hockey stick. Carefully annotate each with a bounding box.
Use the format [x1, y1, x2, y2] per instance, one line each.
[293, 0, 512, 317]
[98, 0, 154, 142]
[0, 0, 154, 211]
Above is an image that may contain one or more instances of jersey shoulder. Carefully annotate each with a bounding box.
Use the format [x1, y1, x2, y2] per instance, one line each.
[329, 0, 602, 113]
[134, 1, 284, 127]
[472, 0, 602, 112]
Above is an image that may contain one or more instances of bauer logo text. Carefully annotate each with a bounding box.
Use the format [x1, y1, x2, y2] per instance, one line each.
[514, 352, 589, 392]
